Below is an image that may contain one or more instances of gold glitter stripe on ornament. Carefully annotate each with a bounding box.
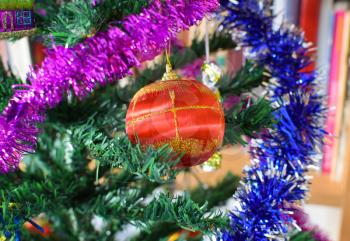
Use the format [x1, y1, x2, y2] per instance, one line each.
[153, 137, 219, 156]
[0, 28, 37, 39]
[169, 90, 180, 140]
[132, 79, 199, 100]
[191, 75, 225, 146]
[131, 94, 140, 141]
[132, 80, 181, 100]
[126, 105, 222, 127]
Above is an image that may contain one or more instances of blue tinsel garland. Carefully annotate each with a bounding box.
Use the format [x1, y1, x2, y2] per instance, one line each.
[219, 0, 327, 240]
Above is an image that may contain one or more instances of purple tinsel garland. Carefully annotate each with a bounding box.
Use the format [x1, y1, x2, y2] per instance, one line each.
[0, 0, 219, 174]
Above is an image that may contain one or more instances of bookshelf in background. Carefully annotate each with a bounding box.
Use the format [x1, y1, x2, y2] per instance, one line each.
[299, 0, 321, 71]
[273, 0, 350, 177]
[323, 8, 350, 176]
[273, 0, 300, 25]
[272, 1, 350, 240]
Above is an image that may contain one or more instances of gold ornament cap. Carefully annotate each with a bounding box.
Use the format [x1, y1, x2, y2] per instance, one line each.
[162, 63, 179, 81]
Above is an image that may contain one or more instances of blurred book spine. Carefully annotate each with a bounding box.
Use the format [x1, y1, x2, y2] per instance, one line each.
[273, 0, 300, 25]
[299, 0, 322, 71]
[316, 0, 334, 91]
[323, 9, 350, 175]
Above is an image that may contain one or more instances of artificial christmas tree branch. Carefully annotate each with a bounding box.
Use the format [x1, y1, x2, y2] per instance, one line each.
[0, 0, 331, 240]
[0, 62, 20, 112]
[133, 172, 240, 241]
[0, 88, 273, 240]
[0, 1, 274, 237]
[132, 193, 228, 233]
[290, 232, 316, 241]
[224, 98, 275, 145]
[74, 123, 180, 183]
[0, 51, 274, 238]
[219, 61, 266, 97]
[35, 0, 150, 47]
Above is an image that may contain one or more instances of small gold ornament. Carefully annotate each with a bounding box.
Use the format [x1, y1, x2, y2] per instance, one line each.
[167, 230, 201, 241]
[201, 151, 222, 172]
[8, 202, 16, 209]
[201, 62, 223, 100]
[202, 62, 222, 85]
[167, 232, 181, 241]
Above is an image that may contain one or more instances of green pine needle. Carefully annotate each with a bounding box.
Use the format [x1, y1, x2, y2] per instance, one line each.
[224, 97, 275, 145]
[71, 118, 179, 184]
[0, 62, 20, 113]
[133, 172, 240, 241]
[290, 231, 317, 241]
[220, 60, 265, 97]
[35, 0, 150, 47]
[140, 193, 228, 233]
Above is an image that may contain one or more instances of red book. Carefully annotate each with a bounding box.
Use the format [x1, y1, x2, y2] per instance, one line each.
[299, 0, 321, 71]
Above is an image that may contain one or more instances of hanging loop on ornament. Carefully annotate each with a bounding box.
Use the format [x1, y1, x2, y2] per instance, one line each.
[162, 41, 180, 81]
[201, 18, 223, 101]
[165, 42, 172, 66]
[205, 18, 210, 64]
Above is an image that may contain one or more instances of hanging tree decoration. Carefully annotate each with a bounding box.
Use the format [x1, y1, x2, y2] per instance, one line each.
[125, 47, 225, 167]
[200, 19, 224, 172]
[201, 19, 223, 100]
[0, 0, 220, 174]
[218, 0, 326, 240]
[0, 0, 36, 39]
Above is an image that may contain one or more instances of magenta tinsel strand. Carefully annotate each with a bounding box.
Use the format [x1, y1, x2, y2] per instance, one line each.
[0, 0, 219, 174]
[292, 209, 330, 241]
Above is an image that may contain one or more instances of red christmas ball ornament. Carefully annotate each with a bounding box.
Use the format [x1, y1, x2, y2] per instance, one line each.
[125, 78, 225, 167]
